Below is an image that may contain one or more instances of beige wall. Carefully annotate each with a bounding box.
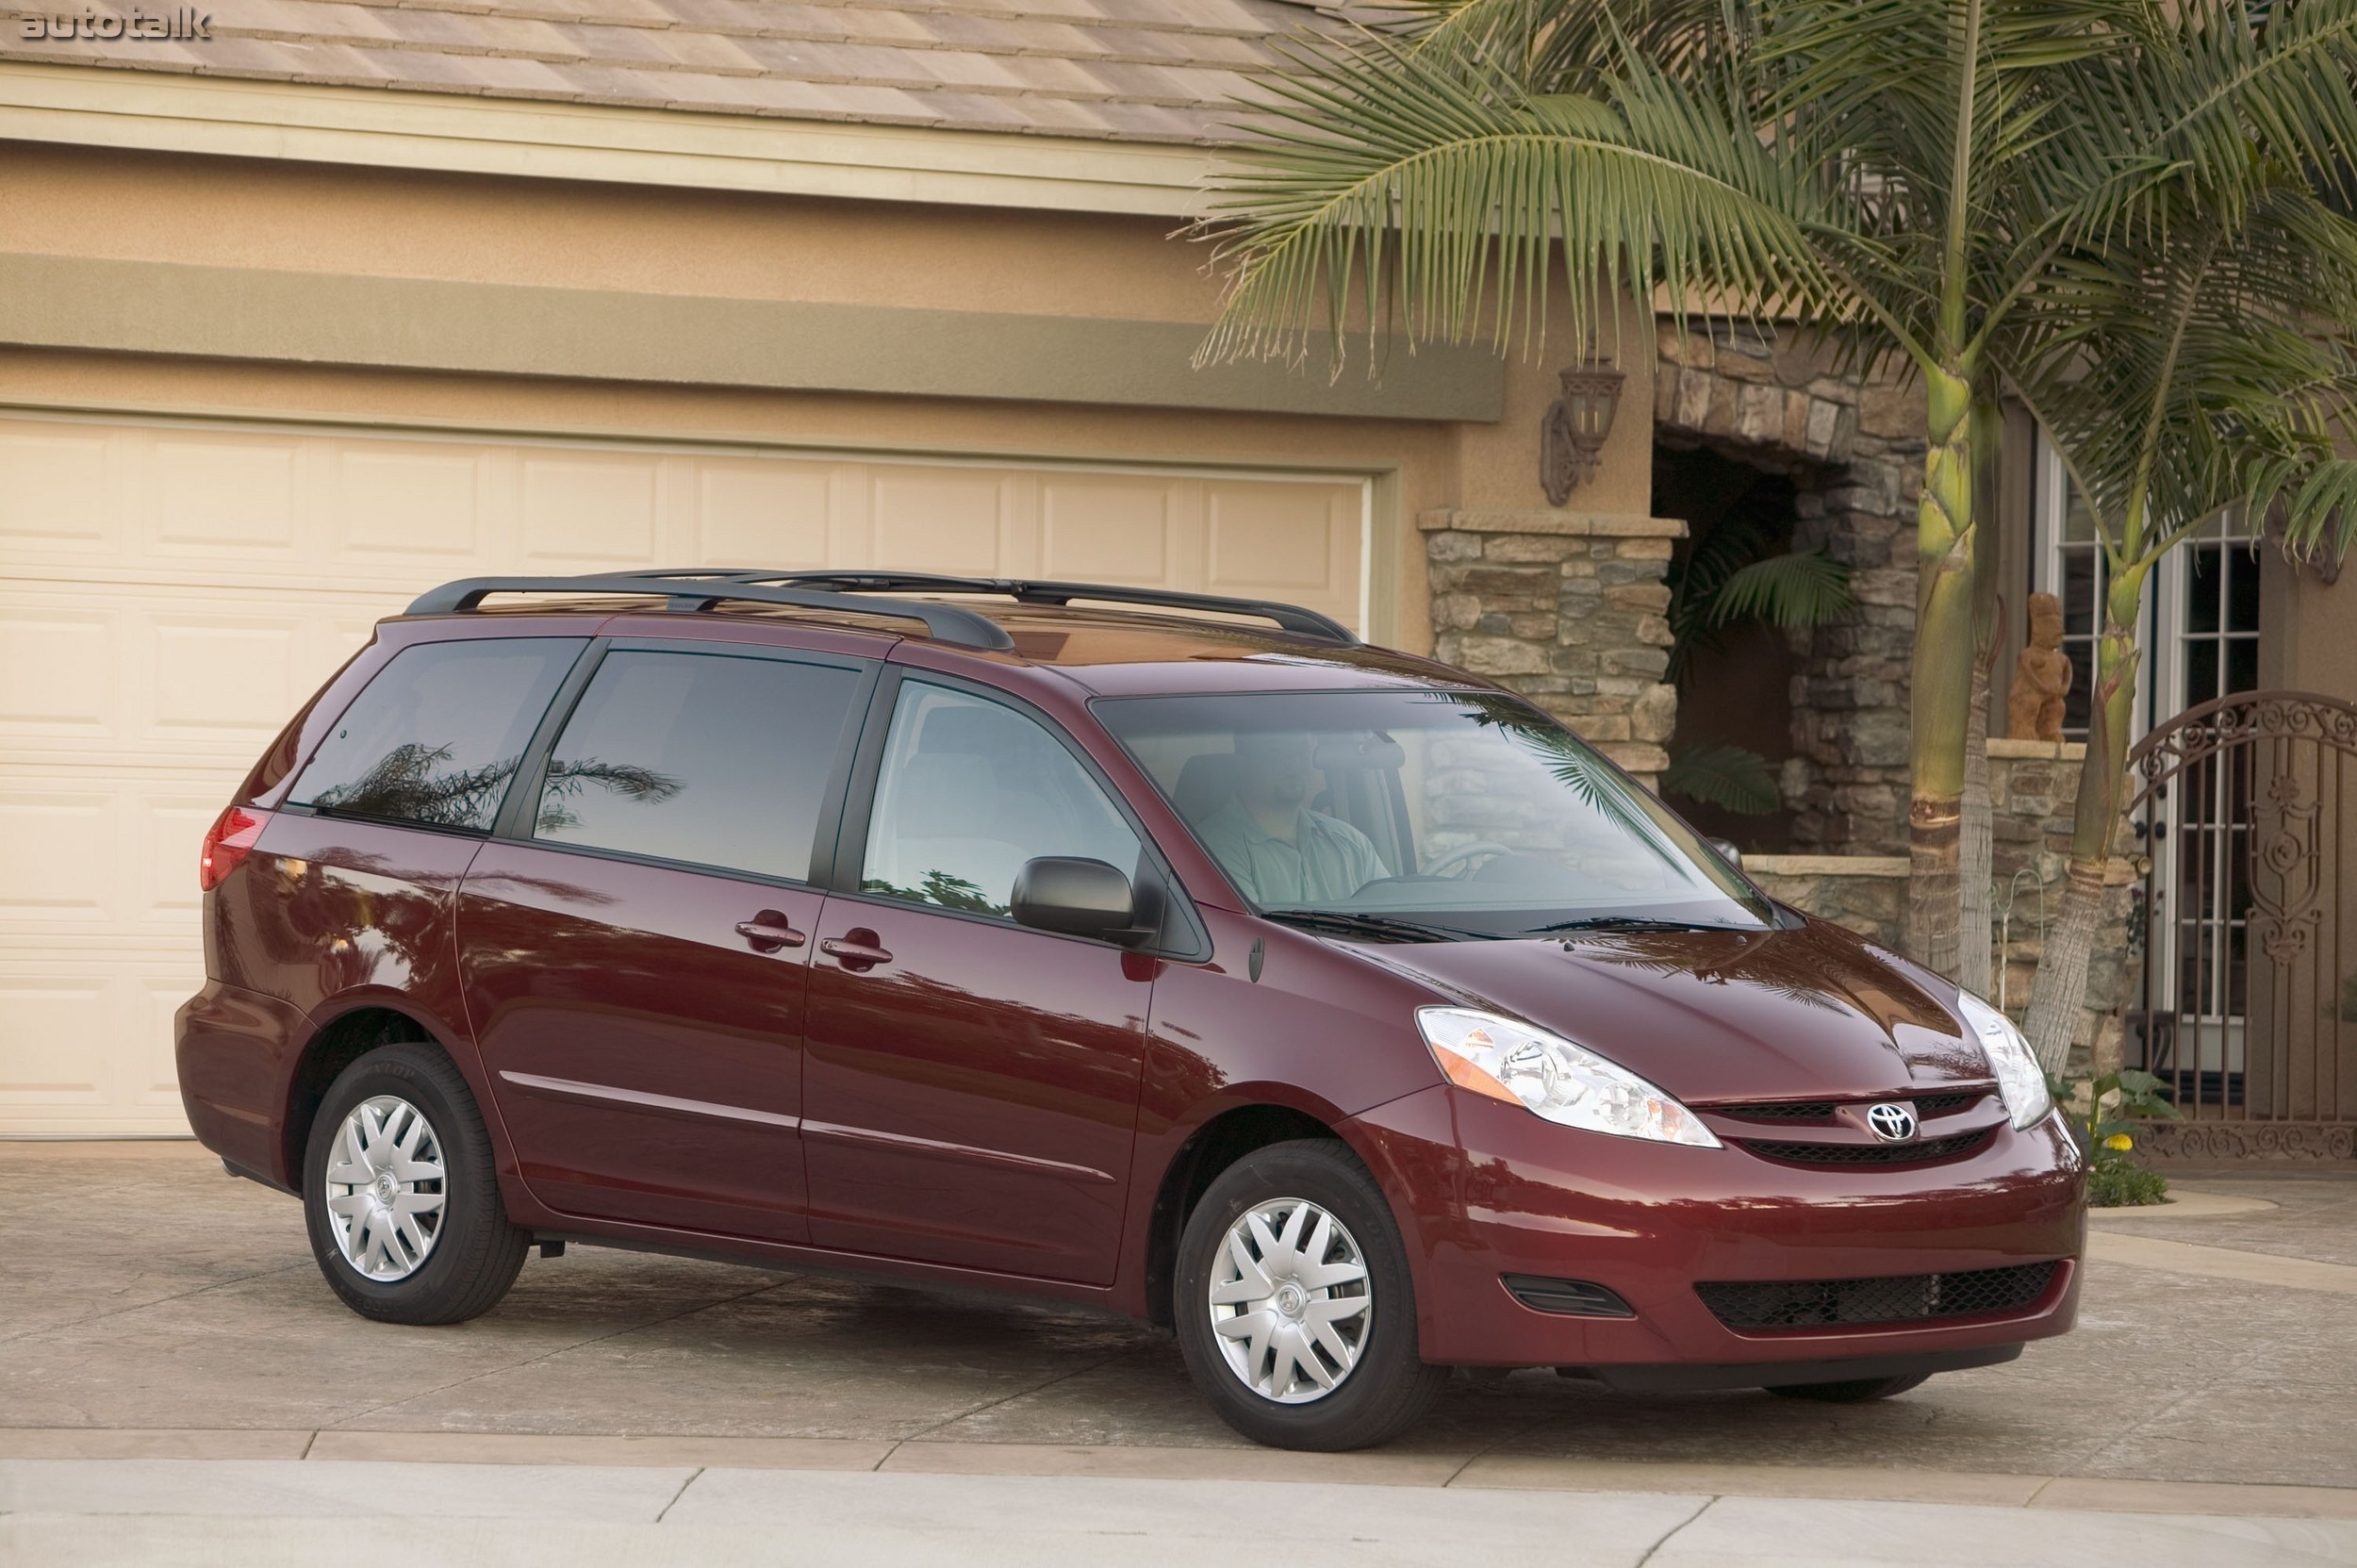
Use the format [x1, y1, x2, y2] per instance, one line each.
[2266, 554, 2357, 702]
[0, 140, 1671, 651]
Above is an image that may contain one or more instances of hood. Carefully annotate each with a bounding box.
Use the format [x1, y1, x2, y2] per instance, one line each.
[1360, 919, 1989, 1105]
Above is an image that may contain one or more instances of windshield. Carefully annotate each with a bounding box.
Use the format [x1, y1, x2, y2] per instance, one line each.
[1095, 689, 1772, 939]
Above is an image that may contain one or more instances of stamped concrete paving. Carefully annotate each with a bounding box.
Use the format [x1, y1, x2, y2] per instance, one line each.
[3, 1142, 2353, 1493]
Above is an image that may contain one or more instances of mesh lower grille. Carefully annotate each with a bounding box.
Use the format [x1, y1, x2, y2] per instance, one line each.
[1712, 1091, 1988, 1127]
[1739, 1129, 1992, 1165]
[1697, 1262, 2059, 1329]
[1718, 1101, 1839, 1122]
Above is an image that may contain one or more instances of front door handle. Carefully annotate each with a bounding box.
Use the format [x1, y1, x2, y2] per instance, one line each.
[820, 930, 893, 971]
[734, 911, 807, 954]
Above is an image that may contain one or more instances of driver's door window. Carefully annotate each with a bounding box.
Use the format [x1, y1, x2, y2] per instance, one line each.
[860, 682, 1142, 916]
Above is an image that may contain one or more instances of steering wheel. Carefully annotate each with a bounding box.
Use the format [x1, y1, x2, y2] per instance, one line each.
[1425, 840, 1514, 878]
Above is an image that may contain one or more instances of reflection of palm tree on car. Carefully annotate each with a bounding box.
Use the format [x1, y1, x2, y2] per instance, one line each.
[308, 743, 681, 832]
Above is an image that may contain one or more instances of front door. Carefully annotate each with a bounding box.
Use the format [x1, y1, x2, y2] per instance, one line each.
[801, 678, 1155, 1284]
[461, 643, 868, 1242]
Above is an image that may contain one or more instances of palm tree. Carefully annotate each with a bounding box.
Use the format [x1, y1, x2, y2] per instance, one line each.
[1195, 0, 2357, 982]
[2011, 175, 2357, 1070]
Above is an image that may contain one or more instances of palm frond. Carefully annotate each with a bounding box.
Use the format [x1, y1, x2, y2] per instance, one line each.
[1663, 744, 1781, 815]
[1195, 32, 1866, 371]
[1707, 549, 1857, 629]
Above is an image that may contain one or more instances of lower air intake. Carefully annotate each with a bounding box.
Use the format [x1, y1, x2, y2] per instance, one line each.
[1502, 1275, 1636, 1318]
[1696, 1261, 2060, 1329]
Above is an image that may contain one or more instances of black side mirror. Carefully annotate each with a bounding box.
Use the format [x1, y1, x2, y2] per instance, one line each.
[1012, 857, 1147, 947]
[1706, 837, 1745, 871]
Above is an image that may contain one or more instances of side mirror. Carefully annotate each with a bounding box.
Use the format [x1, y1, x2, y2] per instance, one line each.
[1012, 857, 1146, 946]
[1706, 837, 1744, 871]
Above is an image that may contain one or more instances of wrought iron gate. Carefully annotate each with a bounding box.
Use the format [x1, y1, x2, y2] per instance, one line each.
[2126, 691, 2357, 1158]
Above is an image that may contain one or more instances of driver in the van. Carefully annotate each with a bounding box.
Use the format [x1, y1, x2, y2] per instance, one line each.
[1197, 731, 1386, 907]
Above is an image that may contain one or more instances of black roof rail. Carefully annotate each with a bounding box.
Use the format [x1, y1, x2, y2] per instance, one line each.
[606, 569, 1360, 646]
[402, 574, 1016, 652]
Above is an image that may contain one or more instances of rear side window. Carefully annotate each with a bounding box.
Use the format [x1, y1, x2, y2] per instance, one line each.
[533, 651, 862, 882]
[291, 638, 584, 832]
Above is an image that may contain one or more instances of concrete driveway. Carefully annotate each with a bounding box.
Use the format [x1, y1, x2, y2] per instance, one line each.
[3, 1141, 2353, 1564]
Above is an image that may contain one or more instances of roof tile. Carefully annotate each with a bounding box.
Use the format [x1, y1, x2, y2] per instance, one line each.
[21, 0, 1331, 144]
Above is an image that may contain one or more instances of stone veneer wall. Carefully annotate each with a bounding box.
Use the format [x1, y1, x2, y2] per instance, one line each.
[1420, 509, 1685, 787]
[1745, 742, 2135, 1074]
[1654, 324, 1927, 855]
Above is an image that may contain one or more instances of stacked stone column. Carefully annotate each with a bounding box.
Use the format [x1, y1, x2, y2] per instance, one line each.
[1420, 510, 1684, 788]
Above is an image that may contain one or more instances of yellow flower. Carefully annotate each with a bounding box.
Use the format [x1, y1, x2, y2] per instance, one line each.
[2103, 1132, 2134, 1151]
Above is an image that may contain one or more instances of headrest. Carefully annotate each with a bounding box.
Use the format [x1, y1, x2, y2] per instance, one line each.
[1173, 751, 1242, 825]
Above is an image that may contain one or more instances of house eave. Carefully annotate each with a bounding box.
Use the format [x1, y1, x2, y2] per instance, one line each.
[0, 60, 1219, 218]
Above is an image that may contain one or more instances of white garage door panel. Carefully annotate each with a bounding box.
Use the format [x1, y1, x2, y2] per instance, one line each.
[0, 410, 1367, 1135]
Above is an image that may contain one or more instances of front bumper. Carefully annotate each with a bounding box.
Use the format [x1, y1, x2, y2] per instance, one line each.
[1343, 1086, 2085, 1371]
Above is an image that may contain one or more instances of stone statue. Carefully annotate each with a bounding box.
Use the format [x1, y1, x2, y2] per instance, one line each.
[2007, 591, 2073, 742]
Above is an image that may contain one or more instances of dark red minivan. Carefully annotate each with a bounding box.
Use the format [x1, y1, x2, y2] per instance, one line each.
[177, 569, 2082, 1450]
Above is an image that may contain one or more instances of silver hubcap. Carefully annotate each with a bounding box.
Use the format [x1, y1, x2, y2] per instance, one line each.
[1209, 1197, 1373, 1405]
[322, 1095, 447, 1281]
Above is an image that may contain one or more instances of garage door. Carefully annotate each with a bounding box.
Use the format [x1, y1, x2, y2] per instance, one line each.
[0, 409, 1367, 1136]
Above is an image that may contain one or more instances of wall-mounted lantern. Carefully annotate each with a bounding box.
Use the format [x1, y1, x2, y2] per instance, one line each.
[1540, 359, 1625, 505]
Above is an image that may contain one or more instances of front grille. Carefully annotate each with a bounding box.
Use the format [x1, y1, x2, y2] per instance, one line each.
[1502, 1274, 1636, 1318]
[1717, 1100, 1839, 1122]
[1698, 1262, 2059, 1330]
[1739, 1129, 1992, 1165]
[1712, 1091, 1988, 1127]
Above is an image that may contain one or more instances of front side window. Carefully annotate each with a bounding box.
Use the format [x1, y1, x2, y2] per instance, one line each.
[290, 638, 584, 832]
[534, 651, 862, 882]
[861, 682, 1143, 917]
[1096, 689, 1770, 939]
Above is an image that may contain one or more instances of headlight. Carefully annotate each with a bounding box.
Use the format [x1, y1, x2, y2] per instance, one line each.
[1955, 992, 2052, 1131]
[1417, 1007, 1721, 1147]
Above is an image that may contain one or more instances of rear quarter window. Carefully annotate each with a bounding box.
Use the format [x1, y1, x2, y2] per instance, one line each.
[289, 638, 585, 832]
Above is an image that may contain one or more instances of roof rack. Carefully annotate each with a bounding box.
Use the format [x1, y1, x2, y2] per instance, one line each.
[612, 569, 1360, 647]
[403, 569, 1360, 651]
[403, 574, 1016, 651]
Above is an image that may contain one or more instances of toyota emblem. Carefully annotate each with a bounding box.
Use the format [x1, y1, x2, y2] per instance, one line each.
[1865, 1102, 1920, 1143]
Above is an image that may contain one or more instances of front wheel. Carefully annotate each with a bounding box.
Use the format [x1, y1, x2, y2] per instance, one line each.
[303, 1040, 527, 1325]
[1175, 1139, 1446, 1451]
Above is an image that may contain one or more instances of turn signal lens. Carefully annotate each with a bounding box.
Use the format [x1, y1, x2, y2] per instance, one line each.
[1417, 1007, 1721, 1147]
[199, 805, 270, 892]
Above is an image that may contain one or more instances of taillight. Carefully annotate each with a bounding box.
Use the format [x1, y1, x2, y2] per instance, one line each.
[199, 805, 271, 892]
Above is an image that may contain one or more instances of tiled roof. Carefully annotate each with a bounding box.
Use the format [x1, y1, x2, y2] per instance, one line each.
[2, 0, 1354, 143]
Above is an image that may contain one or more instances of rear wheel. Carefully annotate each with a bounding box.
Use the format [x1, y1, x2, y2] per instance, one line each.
[1766, 1373, 1930, 1403]
[302, 1041, 526, 1325]
[1174, 1139, 1446, 1451]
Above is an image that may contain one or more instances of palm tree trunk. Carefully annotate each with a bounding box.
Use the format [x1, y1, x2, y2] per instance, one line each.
[1907, 363, 1976, 981]
[1957, 388, 2005, 999]
[1959, 652, 1996, 997]
[2024, 570, 2145, 1071]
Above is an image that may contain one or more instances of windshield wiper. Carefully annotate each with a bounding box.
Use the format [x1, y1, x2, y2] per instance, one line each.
[1531, 915, 1747, 935]
[1262, 909, 1483, 944]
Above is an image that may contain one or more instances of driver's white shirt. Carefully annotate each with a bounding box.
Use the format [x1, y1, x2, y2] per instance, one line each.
[1197, 799, 1387, 907]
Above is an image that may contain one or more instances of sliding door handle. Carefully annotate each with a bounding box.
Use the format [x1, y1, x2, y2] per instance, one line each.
[734, 912, 807, 954]
[820, 931, 893, 971]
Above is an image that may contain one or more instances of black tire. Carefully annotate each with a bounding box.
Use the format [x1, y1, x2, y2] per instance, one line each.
[303, 1040, 527, 1326]
[1174, 1138, 1447, 1451]
[1766, 1373, 1930, 1403]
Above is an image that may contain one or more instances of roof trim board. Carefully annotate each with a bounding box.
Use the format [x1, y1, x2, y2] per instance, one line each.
[0, 251, 1506, 421]
[0, 61, 1218, 215]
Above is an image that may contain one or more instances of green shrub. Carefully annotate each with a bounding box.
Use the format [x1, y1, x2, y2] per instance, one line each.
[2049, 1067, 2177, 1209]
[2087, 1149, 2169, 1208]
